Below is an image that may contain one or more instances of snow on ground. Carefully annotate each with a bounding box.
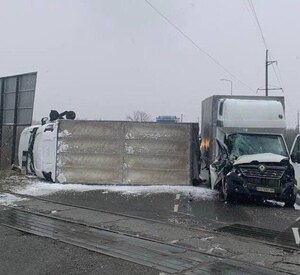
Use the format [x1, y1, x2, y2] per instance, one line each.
[295, 203, 300, 210]
[0, 193, 28, 206]
[265, 200, 285, 207]
[12, 181, 217, 200]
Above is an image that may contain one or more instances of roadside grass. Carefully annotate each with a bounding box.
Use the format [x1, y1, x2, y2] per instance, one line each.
[0, 170, 15, 178]
[0, 170, 7, 178]
[0, 170, 19, 191]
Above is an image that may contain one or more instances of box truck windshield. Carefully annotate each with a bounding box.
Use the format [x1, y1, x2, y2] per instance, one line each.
[227, 133, 288, 159]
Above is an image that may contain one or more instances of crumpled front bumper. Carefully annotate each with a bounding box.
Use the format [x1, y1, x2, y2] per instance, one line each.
[225, 172, 297, 200]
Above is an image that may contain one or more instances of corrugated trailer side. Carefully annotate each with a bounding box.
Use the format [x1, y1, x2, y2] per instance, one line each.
[56, 120, 200, 185]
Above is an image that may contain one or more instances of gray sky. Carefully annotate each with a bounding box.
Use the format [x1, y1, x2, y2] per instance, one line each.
[0, 0, 299, 126]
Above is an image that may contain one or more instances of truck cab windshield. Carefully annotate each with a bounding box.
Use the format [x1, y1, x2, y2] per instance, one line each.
[227, 133, 288, 159]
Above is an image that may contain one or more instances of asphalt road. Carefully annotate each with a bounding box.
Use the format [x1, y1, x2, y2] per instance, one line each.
[0, 225, 157, 275]
[1, 176, 300, 274]
[44, 187, 300, 232]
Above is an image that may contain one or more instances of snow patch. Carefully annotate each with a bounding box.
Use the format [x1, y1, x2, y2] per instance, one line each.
[266, 199, 300, 210]
[200, 236, 214, 241]
[125, 133, 133, 139]
[58, 129, 72, 138]
[0, 193, 28, 206]
[265, 200, 285, 207]
[294, 203, 300, 210]
[57, 173, 66, 183]
[125, 145, 134, 154]
[12, 181, 217, 199]
[57, 141, 69, 153]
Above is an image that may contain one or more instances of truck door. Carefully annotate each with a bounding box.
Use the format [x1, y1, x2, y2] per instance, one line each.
[290, 134, 300, 188]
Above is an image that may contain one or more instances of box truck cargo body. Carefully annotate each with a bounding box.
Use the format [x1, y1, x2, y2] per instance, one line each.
[19, 120, 200, 185]
[201, 95, 286, 167]
[200, 95, 298, 206]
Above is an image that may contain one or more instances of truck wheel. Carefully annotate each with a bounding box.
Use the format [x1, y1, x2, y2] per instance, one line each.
[284, 194, 296, 208]
[222, 178, 235, 203]
[192, 178, 201, 186]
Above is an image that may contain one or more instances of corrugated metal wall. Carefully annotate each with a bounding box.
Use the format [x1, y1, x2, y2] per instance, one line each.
[56, 120, 200, 185]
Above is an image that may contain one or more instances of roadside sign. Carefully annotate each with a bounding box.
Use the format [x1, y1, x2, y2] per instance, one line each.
[0, 72, 37, 167]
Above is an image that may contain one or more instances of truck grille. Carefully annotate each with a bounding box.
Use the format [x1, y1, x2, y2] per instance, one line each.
[239, 165, 285, 180]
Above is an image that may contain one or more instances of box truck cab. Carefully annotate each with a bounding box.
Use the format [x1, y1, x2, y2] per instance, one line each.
[201, 96, 298, 206]
[18, 122, 57, 182]
[32, 122, 58, 181]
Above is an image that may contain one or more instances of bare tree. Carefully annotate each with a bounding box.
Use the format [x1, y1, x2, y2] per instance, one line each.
[126, 111, 152, 122]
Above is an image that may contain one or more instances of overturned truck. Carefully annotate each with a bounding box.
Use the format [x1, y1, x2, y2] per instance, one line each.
[19, 119, 200, 185]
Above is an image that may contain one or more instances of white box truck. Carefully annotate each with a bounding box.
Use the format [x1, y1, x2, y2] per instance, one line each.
[18, 118, 200, 185]
[200, 95, 299, 206]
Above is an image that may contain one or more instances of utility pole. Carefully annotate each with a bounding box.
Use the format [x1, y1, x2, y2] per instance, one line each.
[265, 49, 277, 96]
[265, 50, 268, 96]
[297, 110, 300, 134]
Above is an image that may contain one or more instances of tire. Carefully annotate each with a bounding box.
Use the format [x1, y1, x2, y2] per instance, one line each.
[192, 178, 201, 186]
[222, 178, 235, 203]
[284, 194, 296, 208]
[254, 196, 264, 205]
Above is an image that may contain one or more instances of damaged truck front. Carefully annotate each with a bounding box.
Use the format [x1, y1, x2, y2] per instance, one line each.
[201, 96, 298, 206]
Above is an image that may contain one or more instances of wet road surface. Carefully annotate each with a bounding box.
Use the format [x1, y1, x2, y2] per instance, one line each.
[1, 178, 300, 274]
[0, 207, 286, 275]
[44, 188, 300, 233]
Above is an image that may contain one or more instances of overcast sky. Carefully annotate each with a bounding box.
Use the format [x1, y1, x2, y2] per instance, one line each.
[0, 0, 299, 126]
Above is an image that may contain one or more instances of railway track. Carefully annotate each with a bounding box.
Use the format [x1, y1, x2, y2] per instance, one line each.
[0, 203, 294, 275]
[0, 190, 299, 252]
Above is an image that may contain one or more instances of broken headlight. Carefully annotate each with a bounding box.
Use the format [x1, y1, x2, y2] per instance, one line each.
[234, 167, 242, 177]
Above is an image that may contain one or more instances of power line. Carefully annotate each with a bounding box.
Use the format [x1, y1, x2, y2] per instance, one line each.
[246, 0, 284, 92]
[144, 0, 256, 93]
[243, 0, 258, 29]
[269, 51, 284, 91]
[247, 0, 268, 49]
[245, 1, 296, 124]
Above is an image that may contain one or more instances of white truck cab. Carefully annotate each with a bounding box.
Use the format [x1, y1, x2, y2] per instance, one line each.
[18, 125, 39, 174]
[18, 122, 57, 181]
[32, 123, 57, 181]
